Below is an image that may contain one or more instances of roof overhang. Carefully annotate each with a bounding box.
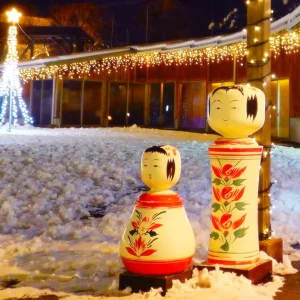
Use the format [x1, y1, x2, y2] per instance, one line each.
[1, 5, 299, 71]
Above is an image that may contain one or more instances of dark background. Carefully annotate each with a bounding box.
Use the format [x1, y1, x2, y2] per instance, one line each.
[1, 0, 299, 47]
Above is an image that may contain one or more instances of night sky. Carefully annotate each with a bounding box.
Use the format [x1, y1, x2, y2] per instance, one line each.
[1, 0, 299, 46]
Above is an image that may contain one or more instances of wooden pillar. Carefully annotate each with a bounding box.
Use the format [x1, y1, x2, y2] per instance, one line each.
[126, 82, 130, 126]
[80, 80, 85, 126]
[30, 44, 34, 60]
[52, 75, 63, 127]
[159, 83, 164, 126]
[101, 79, 109, 127]
[51, 75, 56, 126]
[144, 66, 150, 127]
[233, 52, 237, 84]
[174, 81, 179, 130]
[246, 0, 282, 262]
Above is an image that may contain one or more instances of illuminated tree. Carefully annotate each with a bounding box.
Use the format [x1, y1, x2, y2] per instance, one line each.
[0, 8, 33, 130]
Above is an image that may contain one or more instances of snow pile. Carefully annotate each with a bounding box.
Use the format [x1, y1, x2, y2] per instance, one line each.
[0, 126, 298, 299]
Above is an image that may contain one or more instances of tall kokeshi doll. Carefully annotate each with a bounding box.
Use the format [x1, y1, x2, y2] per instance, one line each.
[119, 145, 195, 275]
[207, 85, 265, 265]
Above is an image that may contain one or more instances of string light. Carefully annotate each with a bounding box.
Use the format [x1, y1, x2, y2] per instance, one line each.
[18, 29, 300, 81]
[0, 9, 33, 127]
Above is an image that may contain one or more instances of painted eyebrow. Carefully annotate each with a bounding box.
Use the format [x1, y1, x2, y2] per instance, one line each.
[152, 159, 160, 161]
[230, 100, 239, 102]
[212, 100, 222, 104]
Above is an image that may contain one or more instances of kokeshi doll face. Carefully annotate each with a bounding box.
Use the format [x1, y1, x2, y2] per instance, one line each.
[141, 145, 181, 190]
[207, 85, 265, 138]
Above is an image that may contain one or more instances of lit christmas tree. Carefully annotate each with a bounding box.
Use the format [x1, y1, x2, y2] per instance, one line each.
[0, 8, 33, 131]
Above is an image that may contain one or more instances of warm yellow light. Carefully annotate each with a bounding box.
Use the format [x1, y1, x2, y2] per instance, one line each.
[243, 28, 247, 33]
[255, 26, 260, 31]
[271, 74, 276, 79]
[246, 0, 250, 4]
[6, 8, 22, 24]
[254, 38, 258, 43]
[108, 116, 112, 121]
[17, 29, 300, 81]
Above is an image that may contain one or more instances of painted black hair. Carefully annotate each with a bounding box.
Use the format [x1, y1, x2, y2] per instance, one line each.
[144, 145, 167, 155]
[144, 145, 176, 181]
[208, 85, 258, 120]
[212, 85, 244, 96]
[167, 159, 176, 181]
[247, 94, 258, 121]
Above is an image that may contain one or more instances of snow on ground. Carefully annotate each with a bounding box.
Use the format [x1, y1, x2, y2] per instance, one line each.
[0, 125, 299, 299]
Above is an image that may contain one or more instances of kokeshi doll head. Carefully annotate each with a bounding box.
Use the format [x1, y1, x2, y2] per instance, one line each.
[207, 85, 265, 138]
[141, 145, 181, 190]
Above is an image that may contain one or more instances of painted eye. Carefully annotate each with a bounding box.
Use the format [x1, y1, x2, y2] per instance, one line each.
[143, 164, 148, 167]
[231, 107, 238, 110]
[153, 165, 159, 168]
[216, 107, 221, 110]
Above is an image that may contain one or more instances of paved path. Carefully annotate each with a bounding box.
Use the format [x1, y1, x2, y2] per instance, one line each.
[4, 261, 300, 300]
[274, 261, 300, 300]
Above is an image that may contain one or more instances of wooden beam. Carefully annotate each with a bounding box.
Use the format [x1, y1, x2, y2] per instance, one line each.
[50, 37, 69, 54]
[246, 0, 282, 261]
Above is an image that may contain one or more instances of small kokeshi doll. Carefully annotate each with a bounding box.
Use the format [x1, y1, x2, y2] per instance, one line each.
[206, 85, 265, 265]
[119, 145, 195, 275]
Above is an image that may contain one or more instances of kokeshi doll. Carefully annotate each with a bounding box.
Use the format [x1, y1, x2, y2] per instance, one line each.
[206, 85, 265, 265]
[119, 145, 195, 275]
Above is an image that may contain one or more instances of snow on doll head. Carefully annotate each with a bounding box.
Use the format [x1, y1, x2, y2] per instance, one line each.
[207, 85, 265, 138]
[141, 145, 181, 190]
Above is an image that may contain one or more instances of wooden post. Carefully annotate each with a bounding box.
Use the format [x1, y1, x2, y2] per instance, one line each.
[246, 0, 282, 262]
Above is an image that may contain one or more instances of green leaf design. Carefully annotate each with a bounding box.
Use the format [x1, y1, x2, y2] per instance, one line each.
[210, 231, 219, 240]
[224, 201, 230, 207]
[220, 240, 229, 251]
[235, 202, 249, 211]
[213, 178, 222, 185]
[148, 230, 158, 237]
[233, 227, 249, 238]
[129, 229, 138, 236]
[212, 203, 221, 213]
[232, 179, 247, 186]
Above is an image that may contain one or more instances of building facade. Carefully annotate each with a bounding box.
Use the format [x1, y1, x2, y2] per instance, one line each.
[17, 6, 300, 142]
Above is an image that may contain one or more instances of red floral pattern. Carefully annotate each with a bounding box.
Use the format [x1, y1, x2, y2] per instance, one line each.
[131, 216, 163, 234]
[211, 214, 246, 231]
[212, 164, 246, 181]
[126, 210, 166, 258]
[210, 159, 249, 252]
[126, 236, 157, 258]
[212, 186, 245, 202]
